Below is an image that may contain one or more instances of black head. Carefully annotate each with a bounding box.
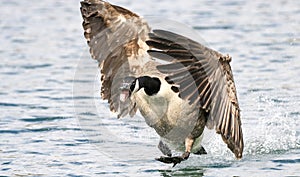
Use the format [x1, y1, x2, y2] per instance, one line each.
[130, 78, 138, 93]
[130, 76, 161, 96]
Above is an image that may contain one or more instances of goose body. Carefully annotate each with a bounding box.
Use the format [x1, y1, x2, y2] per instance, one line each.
[80, 0, 244, 166]
[130, 62, 206, 154]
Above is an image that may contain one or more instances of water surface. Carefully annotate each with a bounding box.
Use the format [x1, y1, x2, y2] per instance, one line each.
[0, 0, 299, 176]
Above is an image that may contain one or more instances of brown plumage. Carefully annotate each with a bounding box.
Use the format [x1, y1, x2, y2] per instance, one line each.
[81, 0, 150, 117]
[147, 30, 243, 158]
[80, 0, 244, 165]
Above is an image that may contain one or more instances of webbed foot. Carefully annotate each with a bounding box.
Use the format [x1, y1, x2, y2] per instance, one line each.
[155, 152, 190, 167]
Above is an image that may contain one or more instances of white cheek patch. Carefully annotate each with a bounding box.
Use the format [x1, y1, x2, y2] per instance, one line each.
[133, 79, 140, 93]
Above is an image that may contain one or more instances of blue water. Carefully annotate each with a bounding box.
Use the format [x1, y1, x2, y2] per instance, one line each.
[1, 0, 299, 176]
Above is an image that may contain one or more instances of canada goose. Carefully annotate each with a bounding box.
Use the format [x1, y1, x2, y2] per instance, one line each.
[80, 0, 244, 166]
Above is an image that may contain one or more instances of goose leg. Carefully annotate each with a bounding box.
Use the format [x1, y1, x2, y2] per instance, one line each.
[158, 140, 172, 157]
[155, 136, 194, 167]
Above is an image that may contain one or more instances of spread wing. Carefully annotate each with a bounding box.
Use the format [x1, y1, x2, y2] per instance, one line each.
[146, 30, 243, 158]
[80, 0, 150, 117]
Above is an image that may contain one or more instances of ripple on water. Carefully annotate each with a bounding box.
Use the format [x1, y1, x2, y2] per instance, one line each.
[272, 159, 300, 164]
[15, 88, 53, 93]
[20, 116, 68, 122]
[0, 102, 49, 110]
[158, 166, 205, 177]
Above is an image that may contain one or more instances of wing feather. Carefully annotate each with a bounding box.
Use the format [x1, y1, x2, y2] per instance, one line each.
[80, 0, 150, 117]
[147, 29, 243, 158]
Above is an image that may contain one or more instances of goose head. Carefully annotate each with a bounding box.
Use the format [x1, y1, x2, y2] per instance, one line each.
[120, 76, 161, 102]
[130, 76, 161, 96]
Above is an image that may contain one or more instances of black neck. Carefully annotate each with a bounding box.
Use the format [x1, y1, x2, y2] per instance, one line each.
[138, 76, 161, 96]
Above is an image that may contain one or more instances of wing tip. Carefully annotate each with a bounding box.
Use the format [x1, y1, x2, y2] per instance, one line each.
[220, 131, 244, 159]
[234, 145, 243, 159]
[219, 54, 232, 63]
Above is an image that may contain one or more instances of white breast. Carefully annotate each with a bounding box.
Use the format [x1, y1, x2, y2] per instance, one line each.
[132, 77, 200, 141]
